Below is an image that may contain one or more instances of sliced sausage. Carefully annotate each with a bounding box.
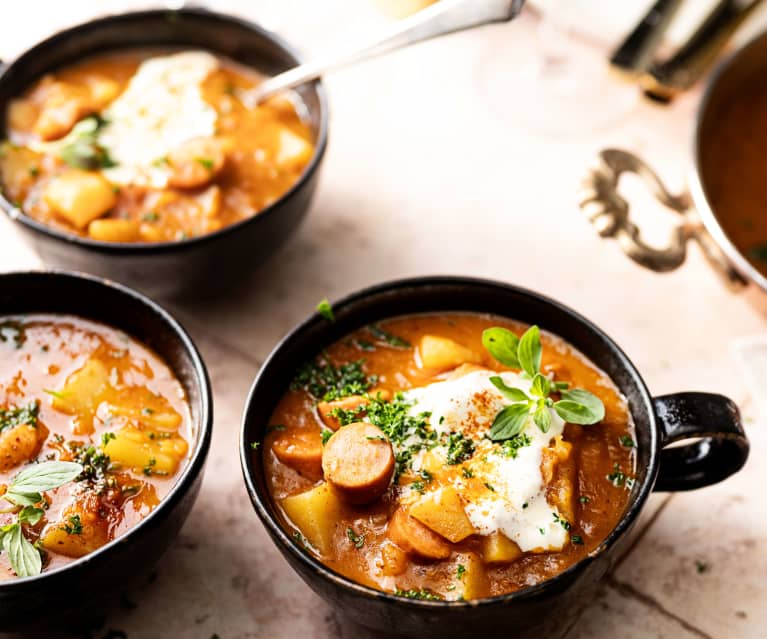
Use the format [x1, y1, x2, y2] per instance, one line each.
[386, 506, 451, 560]
[272, 429, 323, 480]
[322, 422, 394, 504]
[166, 137, 226, 189]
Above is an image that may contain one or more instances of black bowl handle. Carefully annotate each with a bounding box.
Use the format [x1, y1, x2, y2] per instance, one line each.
[653, 392, 749, 492]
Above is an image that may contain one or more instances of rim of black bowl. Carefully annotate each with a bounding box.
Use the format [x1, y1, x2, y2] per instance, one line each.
[240, 275, 659, 609]
[0, 269, 213, 586]
[0, 7, 329, 255]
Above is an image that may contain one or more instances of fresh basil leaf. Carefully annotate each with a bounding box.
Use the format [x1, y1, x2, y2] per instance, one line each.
[3, 523, 41, 578]
[17, 506, 43, 526]
[3, 490, 42, 507]
[481, 328, 520, 368]
[9, 461, 83, 494]
[553, 381, 569, 391]
[554, 389, 605, 425]
[488, 376, 528, 402]
[316, 298, 334, 322]
[530, 373, 551, 398]
[533, 406, 552, 433]
[517, 326, 542, 377]
[489, 404, 530, 441]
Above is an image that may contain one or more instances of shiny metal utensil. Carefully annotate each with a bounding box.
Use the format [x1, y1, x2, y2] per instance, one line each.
[241, 0, 524, 106]
[642, 0, 763, 101]
[609, 0, 686, 79]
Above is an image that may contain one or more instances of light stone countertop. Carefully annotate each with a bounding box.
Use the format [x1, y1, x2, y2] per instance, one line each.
[1, 2, 766, 638]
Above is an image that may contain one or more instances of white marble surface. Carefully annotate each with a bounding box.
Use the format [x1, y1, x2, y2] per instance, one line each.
[2, 2, 766, 638]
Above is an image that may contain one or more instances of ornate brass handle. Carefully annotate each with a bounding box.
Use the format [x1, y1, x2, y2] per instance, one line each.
[578, 148, 746, 289]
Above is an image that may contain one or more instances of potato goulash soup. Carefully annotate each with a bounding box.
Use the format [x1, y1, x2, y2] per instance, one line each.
[262, 313, 636, 601]
[0, 50, 315, 242]
[0, 316, 192, 579]
[700, 80, 767, 277]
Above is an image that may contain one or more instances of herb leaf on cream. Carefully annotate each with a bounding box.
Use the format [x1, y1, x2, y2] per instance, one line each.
[482, 325, 605, 440]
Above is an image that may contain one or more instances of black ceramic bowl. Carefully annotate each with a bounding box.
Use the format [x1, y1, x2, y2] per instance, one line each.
[240, 276, 749, 639]
[0, 8, 329, 298]
[0, 271, 212, 632]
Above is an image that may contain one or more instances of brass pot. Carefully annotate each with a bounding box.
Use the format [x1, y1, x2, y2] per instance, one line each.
[579, 32, 767, 296]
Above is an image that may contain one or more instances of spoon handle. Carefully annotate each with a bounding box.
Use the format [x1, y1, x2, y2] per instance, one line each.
[252, 0, 524, 103]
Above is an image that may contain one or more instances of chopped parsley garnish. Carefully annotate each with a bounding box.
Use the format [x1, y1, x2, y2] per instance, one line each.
[143, 457, 157, 476]
[250, 441, 260, 450]
[553, 511, 571, 531]
[101, 432, 116, 446]
[142, 211, 160, 222]
[346, 527, 365, 549]
[579, 495, 590, 504]
[484, 482, 496, 492]
[62, 514, 83, 535]
[0, 401, 39, 432]
[195, 157, 215, 171]
[321, 430, 333, 445]
[620, 435, 635, 448]
[70, 442, 113, 493]
[367, 324, 411, 349]
[266, 424, 287, 433]
[394, 588, 442, 601]
[444, 431, 475, 465]
[500, 433, 532, 458]
[607, 463, 634, 488]
[461, 466, 474, 478]
[363, 392, 435, 481]
[316, 298, 334, 322]
[695, 559, 708, 574]
[28, 166, 39, 177]
[456, 564, 466, 580]
[291, 357, 373, 401]
[571, 535, 584, 545]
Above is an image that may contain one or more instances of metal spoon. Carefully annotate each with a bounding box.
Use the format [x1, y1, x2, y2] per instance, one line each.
[241, 0, 525, 106]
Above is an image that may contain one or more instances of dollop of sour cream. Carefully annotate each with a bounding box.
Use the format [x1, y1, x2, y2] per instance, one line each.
[403, 370, 569, 552]
[99, 51, 219, 187]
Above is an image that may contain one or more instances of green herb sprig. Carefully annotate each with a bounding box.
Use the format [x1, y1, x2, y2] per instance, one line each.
[482, 326, 605, 441]
[316, 299, 334, 322]
[0, 461, 83, 577]
[58, 116, 116, 170]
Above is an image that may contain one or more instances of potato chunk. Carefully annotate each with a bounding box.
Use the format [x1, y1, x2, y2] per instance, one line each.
[418, 335, 481, 371]
[87, 219, 140, 243]
[482, 532, 523, 564]
[41, 495, 112, 558]
[0, 424, 43, 472]
[409, 486, 475, 543]
[280, 482, 342, 554]
[274, 127, 314, 170]
[44, 170, 117, 229]
[454, 553, 490, 600]
[51, 358, 111, 434]
[379, 542, 408, 577]
[103, 426, 188, 476]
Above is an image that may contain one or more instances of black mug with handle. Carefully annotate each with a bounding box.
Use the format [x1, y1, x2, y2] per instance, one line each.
[240, 276, 749, 639]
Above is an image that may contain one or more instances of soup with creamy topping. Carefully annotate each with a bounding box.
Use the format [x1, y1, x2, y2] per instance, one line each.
[0, 50, 315, 243]
[0, 315, 192, 579]
[261, 313, 636, 600]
